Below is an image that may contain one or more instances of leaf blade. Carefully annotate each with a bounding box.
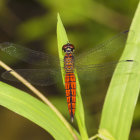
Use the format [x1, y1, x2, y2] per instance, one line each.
[57, 13, 88, 140]
[0, 81, 75, 140]
[99, 2, 140, 140]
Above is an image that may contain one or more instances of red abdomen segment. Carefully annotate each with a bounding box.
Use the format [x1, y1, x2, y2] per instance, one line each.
[65, 72, 76, 122]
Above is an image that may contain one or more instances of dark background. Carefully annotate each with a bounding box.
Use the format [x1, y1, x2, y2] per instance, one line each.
[0, 0, 140, 140]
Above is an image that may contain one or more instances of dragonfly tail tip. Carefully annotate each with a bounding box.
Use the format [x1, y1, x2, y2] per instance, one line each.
[71, 116, 74, 122]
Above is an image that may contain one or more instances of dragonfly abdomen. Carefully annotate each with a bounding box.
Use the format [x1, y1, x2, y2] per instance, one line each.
[65, 72, 76, 122]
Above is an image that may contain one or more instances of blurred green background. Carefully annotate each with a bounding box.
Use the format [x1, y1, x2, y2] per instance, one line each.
[0, 0, 140, 140]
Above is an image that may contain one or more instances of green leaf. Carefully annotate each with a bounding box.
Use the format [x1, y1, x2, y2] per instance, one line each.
[0, 81, 75, 140]
[99, 2, 140, 140]
[57, 13, 88, 140]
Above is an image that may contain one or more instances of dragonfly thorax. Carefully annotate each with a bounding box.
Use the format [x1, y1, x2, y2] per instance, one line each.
[64, 53, 74, 73]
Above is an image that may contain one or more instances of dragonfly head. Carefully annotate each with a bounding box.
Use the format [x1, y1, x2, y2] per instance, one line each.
[62, 43, 75, 53]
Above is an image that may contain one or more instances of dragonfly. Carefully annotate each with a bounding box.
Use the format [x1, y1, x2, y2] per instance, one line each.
[0, 31, 135, 122]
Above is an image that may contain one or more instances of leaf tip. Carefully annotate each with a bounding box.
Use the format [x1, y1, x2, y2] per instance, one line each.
[57, 13, 61, 22]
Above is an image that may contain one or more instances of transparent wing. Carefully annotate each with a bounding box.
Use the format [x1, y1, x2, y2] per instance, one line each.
[0, 42, 63, 67]
[0, 42, 63, 86]
[76, 60, 136, 81]
[0, 31, 135, 85]
[1, 69, 62, 86]
[2, 60, 136, 86]
[75, 31, 134, 66]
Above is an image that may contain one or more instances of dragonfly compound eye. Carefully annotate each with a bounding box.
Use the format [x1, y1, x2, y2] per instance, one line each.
[62, 44, 67, 52]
